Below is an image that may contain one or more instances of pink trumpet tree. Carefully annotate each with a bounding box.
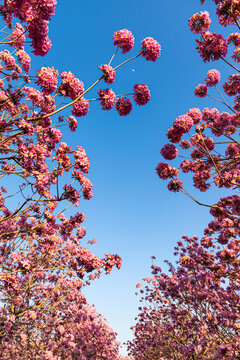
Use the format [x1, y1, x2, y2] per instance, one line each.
[0, 1, 160, 359]
[129, 1, 240, 359]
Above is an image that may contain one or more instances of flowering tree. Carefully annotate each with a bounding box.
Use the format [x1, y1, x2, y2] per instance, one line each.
[129, 0, 240, 359]
[0, 1, 160, 358]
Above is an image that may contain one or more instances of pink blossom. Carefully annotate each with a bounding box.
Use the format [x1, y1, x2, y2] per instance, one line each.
[189, 11, 211, 33]
[16, 50, 31, 74]
[72, 99, 89, 117]
[115, 97, 132, 116]
[205, 69, 221, 86]
[180, 255, 194, 267]
[99, 64, 116, 84]
[113, 29, 134, 53]
[223, 73, 240, 96]
[228, 33, 240, 47]
[28, 18, 52, 56]
[37, 66, 59, 94]
[73, 146, 90, 174]
[167, 126, 184, 143]
[9, 23, 25, 48]
[98, 88, 116, 110]
[77, 173, 93, 200]
[59, 71, 84, 100]
[195, 84, 208, 97]
[187, 108, 202, 124]
[0, 50, 16, 70]
[173, 114, 194, 133]
[232, 48, 240, 63]
[201, 236, 213, 248]
[167, 179, 183, 192]
[133, 84, 151, 106]
[67, 115, 78, 132]
[36, 0, 57, 21]
[196, 32, 228, 62]
[180, 160, 193, 173]
[180, 140, 191, 149]
[217, 0, 240, 26]
[77, 226, 86, 239]
[160, 143, 178, 160]
[156, 162, 178, 179]
[141, 37, 161, 62]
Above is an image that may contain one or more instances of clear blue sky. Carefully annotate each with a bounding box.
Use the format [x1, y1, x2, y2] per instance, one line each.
[20, 0, 237, 354]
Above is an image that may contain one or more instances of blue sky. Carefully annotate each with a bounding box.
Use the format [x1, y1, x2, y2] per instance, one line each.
[12, 0, 238, 355]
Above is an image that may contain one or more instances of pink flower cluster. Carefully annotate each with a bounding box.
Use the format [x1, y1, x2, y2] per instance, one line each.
[113, 29, 134, 53]
[99, 64, 116, 84]
[59, 71, 84, 100]
[37, 66, 59, 94]
[228, 33, 240, 47]
[141, 37, 161, 62]
[1, 0, 57, 56]
[133, 84, 150, 106]
[9, 23, 26, 49]
[205, 69, 221, 87]
[195, 83, 208, 97]
[188, 11, 211, 33]
[72, 99, 89, 117]
[73, 146, 90, 174]
[0, 50, 16, 70]
[160, 143, 178, 160]
[98, 88, 116, 110]
[16, 50, 31, 73]
[187, 108, 202, 124]
[156, 162, 178, 180]
[217, 0, 240, 26]
[196, 32, 228, 62]
[115, 96, 132, 116]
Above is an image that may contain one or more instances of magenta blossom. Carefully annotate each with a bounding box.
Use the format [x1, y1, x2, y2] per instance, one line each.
[115, 97, 132, 116]
[113, 29, 134, 53]
[141, 37, 161, 62]
[133, 84, 151, 105]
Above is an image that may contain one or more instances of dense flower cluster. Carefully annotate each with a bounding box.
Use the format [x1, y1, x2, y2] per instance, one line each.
[99, 64, 116, 84]
[72, 99, 89, 117]
[160, 143, 178, 160]
[0, 0, 57, 56]
[67, 115, 78, 132]
[141, 37, 161, 62]
[173, 114, 194, 133]
[37, 66, 59, 94]
[115, 96, 132, 116]
[98, 88, 116, 110]
[59, 71, 84, 100]
[113, 29, 134, 53]
[205, 69, 221, 86]
[187, 107, 202, 124]
[189, 11, 211, 33]
[195, 83, 208, 97]
[228, 32, 240, 47]
[16, 50, 31, 73]
[133, 84, 151, 105]
[232, 47, 240, 62]
[196, 32, 228, 62]
[0, 49, 16, 70]
[156, 162, 178, 179]
[217, 0, 240, 26]
[128, 231, 240, 359]
[9, 23, 26, 49]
